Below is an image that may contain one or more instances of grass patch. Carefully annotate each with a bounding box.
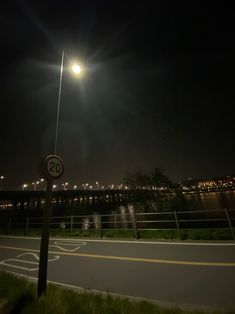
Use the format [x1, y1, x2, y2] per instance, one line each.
[139, 230, 179, 240]
[2, 227, 234, 241]
[136, 229, 234, 241]
[0, 272, 35, 313]
[0, 271, 232, 314]
[102, 229, 136, 239]
[179, 229, 234, 241]
[49, 229, 101, 238]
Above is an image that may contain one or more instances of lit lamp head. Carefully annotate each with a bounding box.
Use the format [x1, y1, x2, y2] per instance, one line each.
[71, 63, 84, 77]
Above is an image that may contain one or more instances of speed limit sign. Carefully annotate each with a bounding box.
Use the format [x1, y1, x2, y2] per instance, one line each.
[44, 155, 64, 180]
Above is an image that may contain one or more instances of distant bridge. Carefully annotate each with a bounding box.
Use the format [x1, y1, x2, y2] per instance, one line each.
[0, 189, 158, 215]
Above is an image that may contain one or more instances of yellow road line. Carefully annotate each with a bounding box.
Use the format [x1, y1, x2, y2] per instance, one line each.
[0, 245, 235, 267]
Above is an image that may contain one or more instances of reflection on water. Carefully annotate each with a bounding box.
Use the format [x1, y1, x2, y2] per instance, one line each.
[112, 192, 235, 230]
[184, 191, 235, 211]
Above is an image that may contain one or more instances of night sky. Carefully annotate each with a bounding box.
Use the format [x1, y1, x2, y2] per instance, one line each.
[0, 1, 234, 189]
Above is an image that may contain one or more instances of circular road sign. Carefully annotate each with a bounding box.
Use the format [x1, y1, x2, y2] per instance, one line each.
[44, 155, 64, 180]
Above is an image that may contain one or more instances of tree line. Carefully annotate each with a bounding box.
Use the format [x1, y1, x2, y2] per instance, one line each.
[123, 167, 177, 191]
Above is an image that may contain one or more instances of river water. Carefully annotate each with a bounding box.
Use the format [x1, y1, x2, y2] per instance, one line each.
[183, 191, 235, 211]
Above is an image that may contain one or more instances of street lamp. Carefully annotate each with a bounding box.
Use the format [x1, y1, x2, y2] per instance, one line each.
[0, 176, 4, 191]
[62, 182, 69, 190]
[40, 178, 45, 191]
[32, 181, 40, 191]
[54, 51, 84, 155]
[72, 64, 82, 74]
[22, 184, 28, 191]
[38, 52, 83, 298]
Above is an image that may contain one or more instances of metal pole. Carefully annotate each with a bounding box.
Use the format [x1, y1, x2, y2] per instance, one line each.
[8, 218, 11, 234]
[54, 50, 64, 155]
[25, 217, 29, 235]
[173, 210, 180, 238]
[132, 208, 138, 239]
[38, 179, 53, 297]
[71, 216, 73, 233]
[99, 214, 103, 238]
[224, 208, 235, 240]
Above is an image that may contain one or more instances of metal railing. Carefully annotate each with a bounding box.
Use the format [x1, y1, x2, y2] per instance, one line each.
[0, 208, 234, 239]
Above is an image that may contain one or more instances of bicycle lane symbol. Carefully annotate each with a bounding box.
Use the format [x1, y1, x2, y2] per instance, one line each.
[49, 241, 87, 252]
[0, 252, 60, 272]
[0, 242, 87, 272]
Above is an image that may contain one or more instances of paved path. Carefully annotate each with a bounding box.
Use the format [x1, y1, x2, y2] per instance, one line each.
[0, 235, 235, 311]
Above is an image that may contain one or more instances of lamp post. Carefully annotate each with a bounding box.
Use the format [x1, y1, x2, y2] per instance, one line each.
[54, 51, 83, 155]
[0, 176, 4, 190]
[22, 184, 28, 191]
[38, 52, 83, 298]
[54, 51, 64, 155]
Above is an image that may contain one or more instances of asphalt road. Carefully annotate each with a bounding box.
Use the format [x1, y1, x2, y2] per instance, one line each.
[0, 235, 235, 311]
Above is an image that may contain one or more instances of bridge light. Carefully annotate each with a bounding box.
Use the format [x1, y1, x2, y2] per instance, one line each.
[22, 184, 28, 190]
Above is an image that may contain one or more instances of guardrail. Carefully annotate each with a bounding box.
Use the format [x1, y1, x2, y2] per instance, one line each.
[0, 208, 234, 239]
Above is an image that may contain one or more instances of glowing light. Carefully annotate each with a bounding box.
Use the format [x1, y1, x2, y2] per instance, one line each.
[72, 64, 82, 74]
[22, 184, 28, 190]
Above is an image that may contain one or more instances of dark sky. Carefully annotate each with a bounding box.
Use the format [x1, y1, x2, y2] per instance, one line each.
[0, 1, 234, 189]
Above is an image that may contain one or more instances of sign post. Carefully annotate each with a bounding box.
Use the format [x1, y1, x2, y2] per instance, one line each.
[37, 155, 64, 297]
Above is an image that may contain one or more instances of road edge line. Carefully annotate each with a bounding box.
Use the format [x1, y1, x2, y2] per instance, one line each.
[1, 235, 235, 246]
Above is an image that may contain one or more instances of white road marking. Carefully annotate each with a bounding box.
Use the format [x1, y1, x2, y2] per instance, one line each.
[54, 241, 86, 246]
[0, 234, 235, 246]
[0, 258, 39, 271]
[16, 252, 60, 262]
[17, 252, 40, 260]
[49, 245, 81, 252]
[0, 252, 60, 271]
[49, 241, 86, 252]
[1, 245, 235, 267]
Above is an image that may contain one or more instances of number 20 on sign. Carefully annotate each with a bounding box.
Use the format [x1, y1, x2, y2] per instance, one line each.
[44, 155, 64, 180]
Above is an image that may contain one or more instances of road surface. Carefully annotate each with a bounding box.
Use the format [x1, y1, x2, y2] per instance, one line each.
[0, 235, 235, 311]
